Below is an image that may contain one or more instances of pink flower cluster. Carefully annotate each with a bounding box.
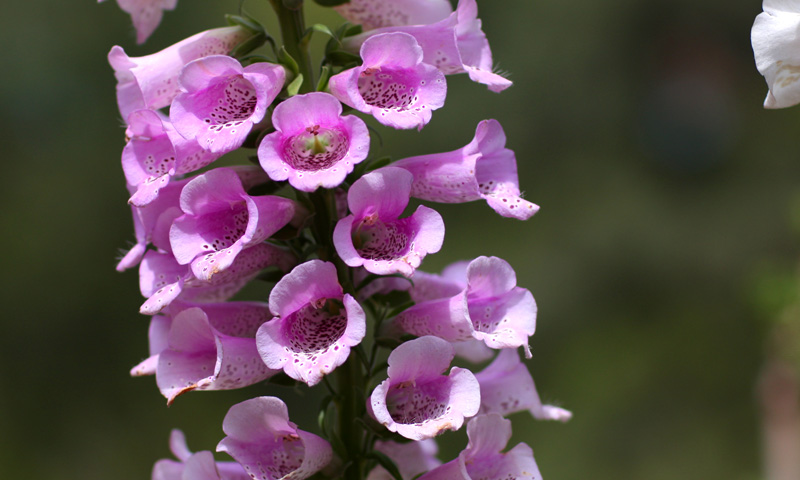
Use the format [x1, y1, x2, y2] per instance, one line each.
[105, 1, 568, 479]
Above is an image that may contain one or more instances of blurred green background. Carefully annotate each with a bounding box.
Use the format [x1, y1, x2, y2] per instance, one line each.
[1, 0, 796, 478]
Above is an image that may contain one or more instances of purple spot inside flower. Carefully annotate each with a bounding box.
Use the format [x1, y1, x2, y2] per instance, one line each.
[386, 377, 449, 425]
[282, 126, 350, 171]
[204, 76, 258, 132]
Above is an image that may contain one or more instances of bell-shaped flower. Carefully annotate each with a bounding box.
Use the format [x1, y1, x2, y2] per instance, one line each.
[333, 167, 444, 277]
[329, 32, 446, 130]
[256, 260, 366, 386]
[171, 56, 285, 154]
[366, 439, 441, 480]
[417, 414, 542, 480]
[153, 429, 249, 480]
[99, 0, 177, 45]
[153, 306, 278, 404]
[257, 92, 370, 191]
[123, 109, 223, 206]
[752, 1, 800, 108]
[392, 119, 538, 220]
[334, 0, 453, 31]
[343, 0, 511, 92]
[139, 243, 296, 315]
[109, 26, 251, 119]
[392, 256, 536, 357]
[119, 165, 272, 271]
[217, 396, 333, 480]
[369, 336, 480, 440]
[169, 167, 295, 282]
[118, 178, 186, 271]
[475, 349, 571, 421]
[131, 300, 273, 377]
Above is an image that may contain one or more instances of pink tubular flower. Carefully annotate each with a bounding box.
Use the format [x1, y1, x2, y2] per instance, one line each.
[170, 56, 285, 154]
[122, 109, 222, 207]
[369, 336, 480, 440]
[99, 0, 177, 45]
[108, 26, 250, 119]
[417, 414, 542, 480]
[333, 167, 444, 277]
[169, 168, 295, 282]
[154, 306, 278, 404]
[342, 0, 511, 92]
[139, 243, 296, 315]
[217, 397, 333, 480]
[392, 119, 539, 220]
[475, 349, 572, 421]
[118, 177, 186, 271]
[392, 256, 536, 357]
[329, 32, 446, 130]
[256, 260, 366, 386]
[257, 92, 370, 192]
[131, 300, 273, 377]
[153, 429, 249, 480]
[334, 0, 453, 31]
[119, 165, 271, 272]
[366, 439, 441, 480]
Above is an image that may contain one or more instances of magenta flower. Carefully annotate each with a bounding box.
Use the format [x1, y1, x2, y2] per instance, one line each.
[118, 178, 186, 272]
[131, 300, 273, 377]
[334, 0, 453, 31]
[119, 165, 271, 272]
[333, 167, 444, 277]
[367, 439, 441, 480]
[475, 349, 572, 421]
[417, 414, 542, 480]
[109, 26, 250, 119]
[122, 109, 222, 207]
[392, 256, 536, 357]
[257, 92, 370, 191]
[256, 260, 366, 386]
[369, 336, 480, 440]
[392, 119, 539, 220]
[169, 168, 295, 282]
[329, 32, 446, 130]
[139, 243, 296, 315]
[171, 56, 285, 154]
[99, 0, 177, 45]
[154, 306, 278, 404]
[217, 397, 333, 480]
[343, 0, 511, 92]
[153, 429, 249, 480]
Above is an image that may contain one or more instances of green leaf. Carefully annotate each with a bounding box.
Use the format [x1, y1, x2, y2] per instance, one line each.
[366, 451, 404, 480]
[306, 23, 339, 44]
[287, 74, 304, 96]
[324, 50, 362, 66]
[277, 46, 300, 75]
[229, 33, 269, 59]
[313, 0, 352, 6]
[317, 395, 334, 431]
[226, 13, 266, 35]
[316, 65, 331, 92]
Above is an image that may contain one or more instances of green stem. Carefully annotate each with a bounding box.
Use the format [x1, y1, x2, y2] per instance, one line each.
[336, 354, 365, 480]
[269, 0, 315, 93]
